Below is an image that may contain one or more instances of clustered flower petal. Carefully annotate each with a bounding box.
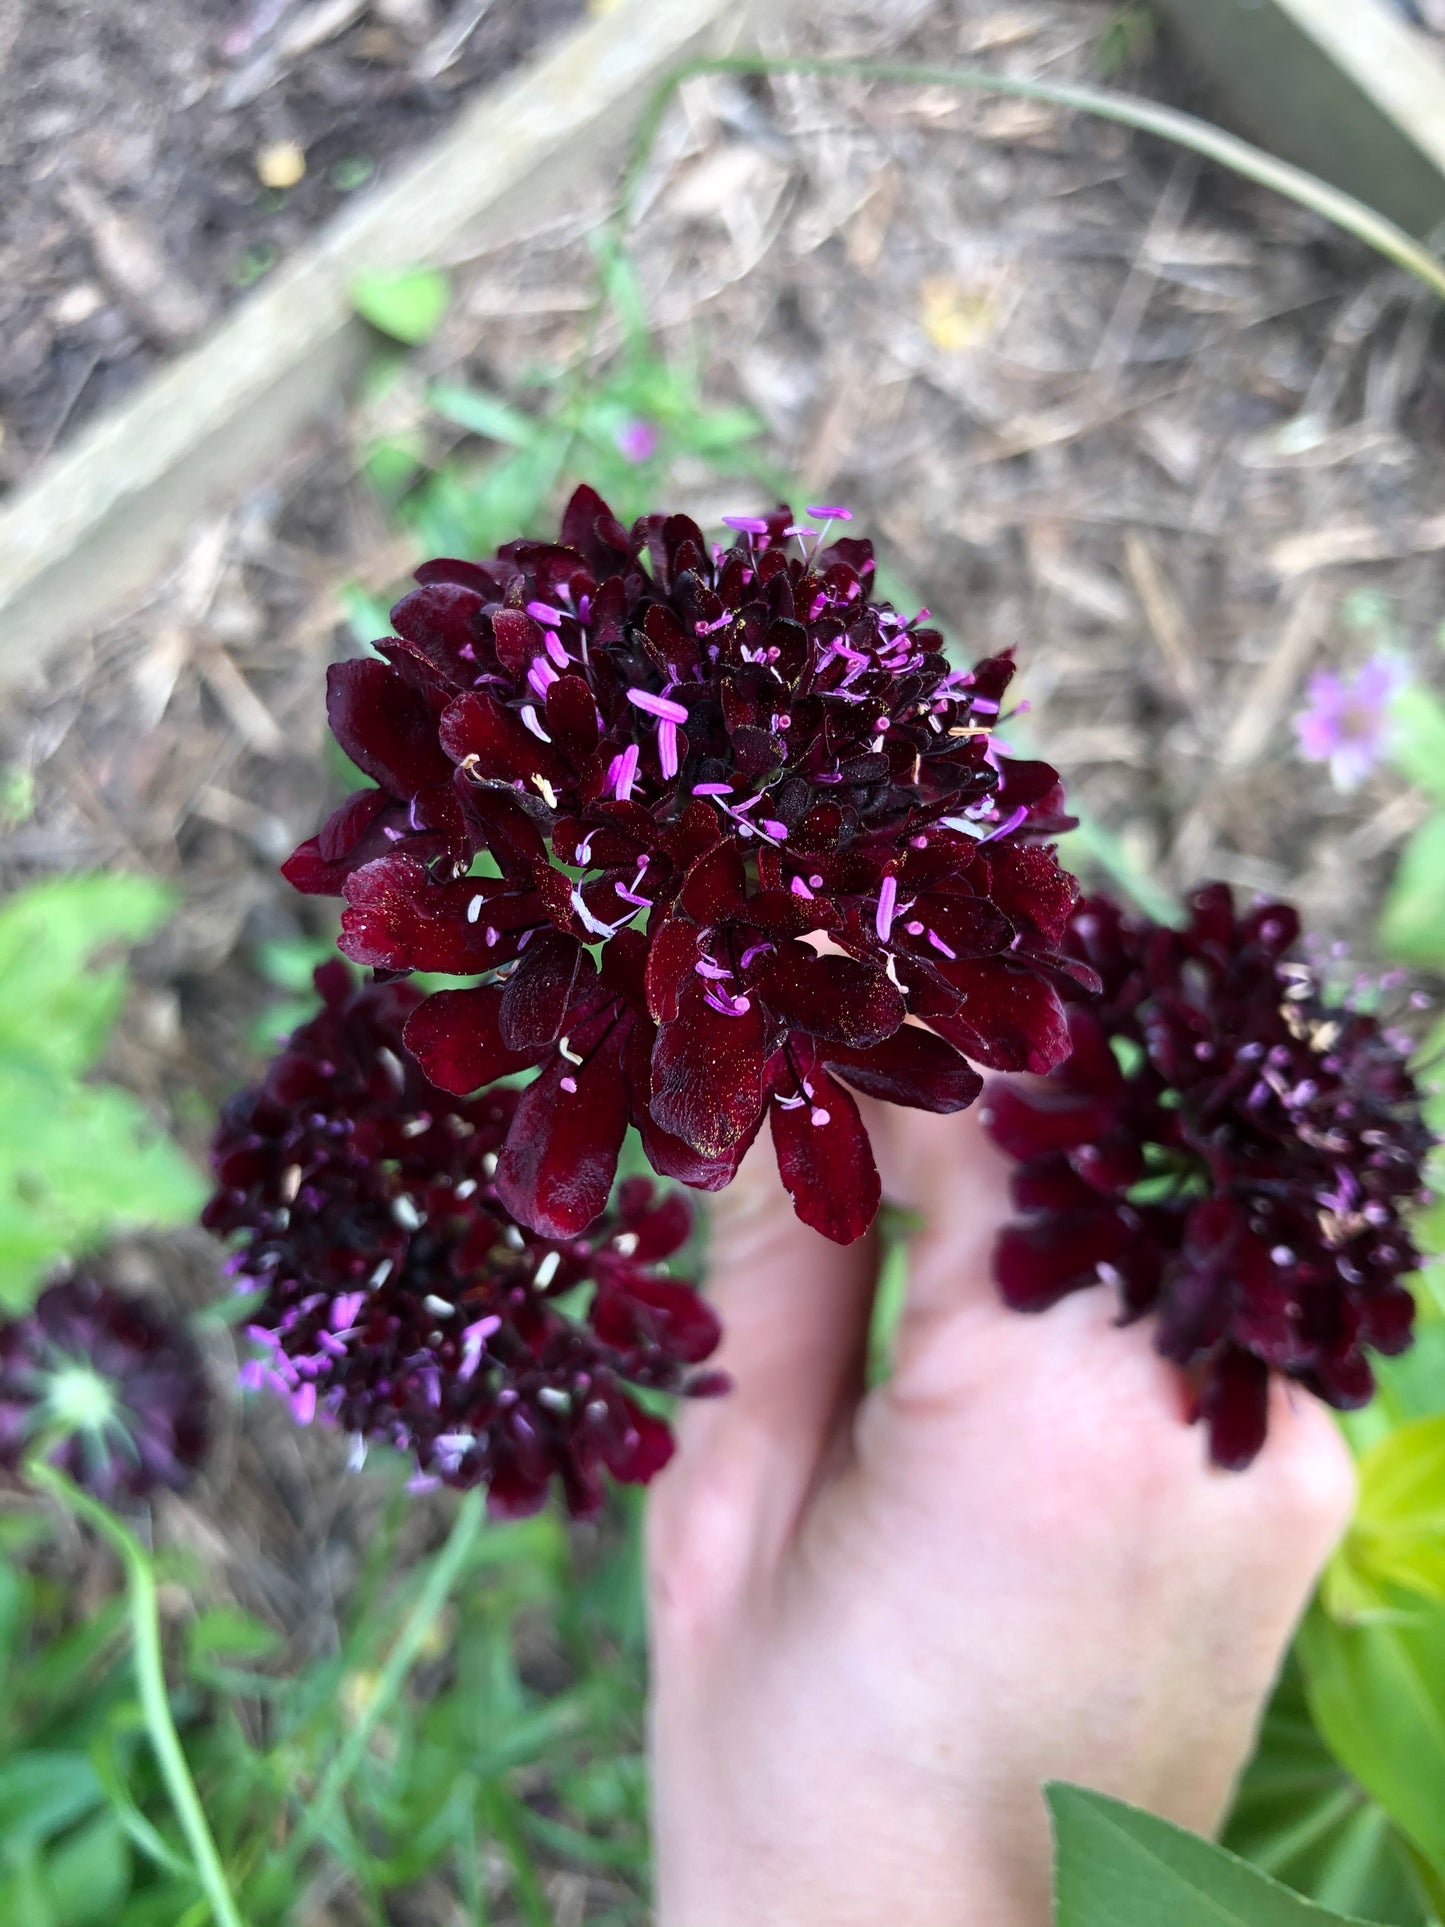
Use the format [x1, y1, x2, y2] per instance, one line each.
[984, 885, 1434, 1468]
[203, 963, 722, 1519]
[283, 488, 1089, 1245]
[0, 1274, 210, 1506]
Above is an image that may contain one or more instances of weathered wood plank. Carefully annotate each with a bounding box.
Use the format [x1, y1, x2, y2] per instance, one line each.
[0, 0, 748, 687]
[1151, 0, 1445, 240]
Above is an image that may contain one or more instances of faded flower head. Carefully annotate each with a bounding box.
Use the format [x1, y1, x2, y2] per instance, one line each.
[283, 487, 1088, 1246]
[984, 885, 1433, 1469]
[0, 1274, 210, 1506]
[203, 963, 722, 1520]
[1295, 655, 1405, 792]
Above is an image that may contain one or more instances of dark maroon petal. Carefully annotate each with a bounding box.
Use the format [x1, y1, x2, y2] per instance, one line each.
[404, 986, 540, 1093]
[981, 1082, 1120, 1163]
[824, 1025, 983, 1114]
[1200, 1346, 1271, 1471]
[644, 914, 702, 1023]
[930, 962, 1070, 1075]
[389, 582, 487, 683]
[592, 1276, 720, 1363]
[678, 840, 748, 923]
[994, 1210, 1131, 1311]
[754, 946, 905, 1048]
[614, 1178, 693, 1260]
[437, 691, 566, 792]
[495, 1027, 630, 1237]
[340, 856, 520, 973]
[985, 841, 1080, 950]
[560, 483, 631, 568]
[327, 658, 453, 796]
[499, 930, 595, 1052]
[769, 1069, 880, 1244]
[650, 980, 767, 1157]
[600, 1397, 676, 1485]
[282, 788, 407, 896]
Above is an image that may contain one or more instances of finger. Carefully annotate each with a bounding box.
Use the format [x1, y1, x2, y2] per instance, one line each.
[861, 1089, 1018, 1325]
[666, 1130, 881, 1553]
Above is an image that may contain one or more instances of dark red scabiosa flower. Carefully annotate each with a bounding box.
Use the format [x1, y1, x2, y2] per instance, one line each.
[283, 489, 1089, 1245]
[984, 884, 1435, 1469]
[203, 962, 722, 1520]
[0, 1274, 210, 1506]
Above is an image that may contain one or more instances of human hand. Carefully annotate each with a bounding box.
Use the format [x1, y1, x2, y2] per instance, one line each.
[645, 1095, 1357, 1927]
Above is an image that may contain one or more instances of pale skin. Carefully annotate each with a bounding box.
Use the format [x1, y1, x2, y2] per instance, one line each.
[646, 1094, 1358, 1927]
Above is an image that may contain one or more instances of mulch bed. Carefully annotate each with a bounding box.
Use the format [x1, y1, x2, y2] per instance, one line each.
[4, 0, 1445, 1915]
[0, 0, 582, 494]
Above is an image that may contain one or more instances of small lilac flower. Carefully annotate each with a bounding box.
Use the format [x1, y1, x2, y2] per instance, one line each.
[616, 418, 660, 463]
[984, 886, 1435, 1470]
[0, 1275, 210, 1506]
[1295, 655, 1406, 791]
[203, 964, 723, 1520]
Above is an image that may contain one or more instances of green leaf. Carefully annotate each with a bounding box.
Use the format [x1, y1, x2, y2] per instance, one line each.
[1296, 1602, 1445, 1871]
[1327, 1415, 1445, 1614]
[0, 1752, 104, 1845]
[0, 875, 175, 1079]
[0, 1063, 205, 1310]
[1379, 816, 1445, 968]
[350, 268, 450, 345]
[1388, 686, 1445, 807]
[428, 383, 537, 447]
[1050, 1783, 1392, 1925]
[40, 1810, 130, 1925]
[186, 1605, 282, 1666]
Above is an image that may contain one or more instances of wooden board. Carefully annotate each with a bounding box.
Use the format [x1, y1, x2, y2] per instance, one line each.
[0, 0, 756, 688]
[1151, 0, 1445, 239]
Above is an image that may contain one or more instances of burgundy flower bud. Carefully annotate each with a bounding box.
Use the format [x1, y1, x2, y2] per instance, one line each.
[983, 885, 1435, 1469]
[284, 488, 1088, 1245]
[203, 963, 722, 1520]
[0, 1274, 210, 1506]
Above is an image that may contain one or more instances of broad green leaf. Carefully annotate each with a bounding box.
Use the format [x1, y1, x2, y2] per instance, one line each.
[0, 1752, 103, 1845]
[186, 1604, 283, 1666]
[0, 1064, 205, 1309]
[1379, 816, 1445, 968]
[1296, 1601, 1445, 1870]
[1327, 1415, 1445, 1615]
[428, 382, 537, 446]
[1389, 686, 1445, 807]
[39, 1810, 130, 1925]
[0, 875, 175, 1078]
[350, 268, 450, 346]
[1050, 1782, 1391, 1926]
[1227, 1663, 1426, 1925]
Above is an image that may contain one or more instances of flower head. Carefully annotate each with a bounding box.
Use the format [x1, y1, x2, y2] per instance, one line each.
[284, 487, 1087, 1245]
[203, 963, 722, 1519]
[1295, 655, 1405, 791]
[984, 885, 1434, 1468]
[0, 1274, 210, 1505]
[616, 419, 660, 464]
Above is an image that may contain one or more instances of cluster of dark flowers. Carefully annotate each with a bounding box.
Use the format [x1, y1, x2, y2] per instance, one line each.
[189, 487, 1437, 1501]
[203, 962, 723, 1518]
[282, 487, 1089, 1247]
[0, 1272, 210, 1507]
[984, 885, 1433, 1468]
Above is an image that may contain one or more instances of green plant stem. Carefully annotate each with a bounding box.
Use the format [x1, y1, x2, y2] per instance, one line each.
[280, 1486, 485, 1872]
[27, 1458, 247, 1927]
[622, 55, 1445, 305]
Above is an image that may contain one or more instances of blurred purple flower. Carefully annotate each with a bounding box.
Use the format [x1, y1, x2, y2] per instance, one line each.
[1295, 655, 1406, 791]
[616, 419, 660, 463]
[0, 1275, 210, 1506]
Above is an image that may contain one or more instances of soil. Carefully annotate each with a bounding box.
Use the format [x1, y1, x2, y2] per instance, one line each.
[3, 0, 1445, 1917]
[0, 0, 582, 493]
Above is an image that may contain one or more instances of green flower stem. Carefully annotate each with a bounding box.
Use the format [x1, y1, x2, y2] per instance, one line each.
[278, 1486, 485, 1874]
[27, 1458, 247, 1927]
[623, 55, 1445, 306]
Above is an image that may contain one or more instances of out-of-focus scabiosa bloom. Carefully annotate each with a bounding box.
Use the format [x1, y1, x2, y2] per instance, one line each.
[1295, 655, 1406, 792]
[984, 885, 1434, 1469]
[203, 963, 722, 1520]
[616, 418, 660, 464]
[0, 1274, 210, 1506]
[282, 487, 1088, 1245]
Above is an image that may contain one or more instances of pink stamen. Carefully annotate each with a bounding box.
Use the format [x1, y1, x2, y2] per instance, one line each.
[607, 744, 640, 800]
[806, 503, 852, 521]
[761, 820, 789, 840]
[875, 874, 898, 943]
[980, 805, 1029, 844]
[658, 719, 680, 779]
[790, 876, 814, 898]
[722, 514, 770, 534]
[526, 600, 565, 626]
[694, 781, 733, 796]
[627, 688, 689, 724]
[544, 632, 570, 669]
[560, 1075, 578, 1094]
